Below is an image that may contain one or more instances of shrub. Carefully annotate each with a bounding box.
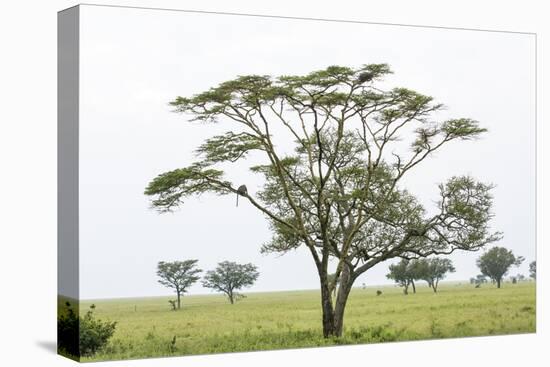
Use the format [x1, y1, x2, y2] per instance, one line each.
[58, 302, 80, 357]
[79, 305, 117, 356]
[58, 302, 117, 358]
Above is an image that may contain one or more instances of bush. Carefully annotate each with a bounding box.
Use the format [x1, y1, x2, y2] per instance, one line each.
[58, 302, 117, 358]
[58, 302, 79, 357]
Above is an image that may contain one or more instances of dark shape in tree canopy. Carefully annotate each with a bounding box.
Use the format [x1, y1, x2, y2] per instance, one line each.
[476, 247, 524, 288]
[236, 184, 248, 207]
[146, 64, 501, 337]
[202, 261, 259, 304]
[157, 260, 202, 309]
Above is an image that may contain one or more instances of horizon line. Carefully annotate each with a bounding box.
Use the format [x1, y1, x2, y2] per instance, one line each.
[64, 278, 535, 302]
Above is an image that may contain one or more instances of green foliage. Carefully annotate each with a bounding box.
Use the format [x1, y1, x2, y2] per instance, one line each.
[145, 165, 229, 212]
[195, 132, 264, 164]
[441, 118, 488, 139]
[157, 260, 202, 292]
[202, 261, 259, 304]
[157, 260, 202, 308]
[58, 302, 117, 358]
[424, 176, 501, 253]
[386, 260, 413, 294]
[477, 247, 524, 287]
[80, 305, 117, 356]
[413, 258, 456, 292]
[147, 63, 498, 261]
[387, 257, 454, 293]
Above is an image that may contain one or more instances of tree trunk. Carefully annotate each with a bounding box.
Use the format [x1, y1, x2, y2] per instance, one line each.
[320, 276, 336, 338]
[229, 291, 234, 304]
[177, 290, 181, 309]
[411, 280, 416, 293]
[333, 264, 354, 337]
[497, 278, 501, 288]
[433, 280, 438, 293]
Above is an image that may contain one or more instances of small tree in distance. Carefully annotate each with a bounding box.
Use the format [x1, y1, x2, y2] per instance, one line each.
[387, 259, 415, 295]
[416, 258, 455, 293]
[407, 260, 424, 293]
[202, 261, 259, 304]
[157, 260, 202, 309]
[476, 247, 524, 288]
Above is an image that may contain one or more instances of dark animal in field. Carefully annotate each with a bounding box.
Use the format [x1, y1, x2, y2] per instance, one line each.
[236, 184, 248, 207]
[169, 335, 177, 353]
[168, 300, 177, 311]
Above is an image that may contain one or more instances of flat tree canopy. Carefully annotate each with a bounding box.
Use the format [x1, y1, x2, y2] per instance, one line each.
[157, 260, 202, 309]
[202, 261, 259, 304]
[146, 64, 500, 337]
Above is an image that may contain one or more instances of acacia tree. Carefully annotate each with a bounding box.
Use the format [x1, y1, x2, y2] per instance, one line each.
[202, 261, 259, 304]
[157, 260, 202, 309]
[415, 257, 455, 293]
[407, 259, 424, 293]
[145, 64, 500, 337]
[386, 259, 409, 294]
[386, 259, 418, 294]
[476, 247, 524, 288]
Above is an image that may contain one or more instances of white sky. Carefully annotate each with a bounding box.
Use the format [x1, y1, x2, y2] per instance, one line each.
[78, 5, 535, 299]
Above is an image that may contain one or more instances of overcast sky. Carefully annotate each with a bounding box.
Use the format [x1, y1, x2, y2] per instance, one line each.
[78, 5, 535, 299]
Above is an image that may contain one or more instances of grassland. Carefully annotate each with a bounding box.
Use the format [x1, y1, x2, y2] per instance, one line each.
[77, 281, 535, 361]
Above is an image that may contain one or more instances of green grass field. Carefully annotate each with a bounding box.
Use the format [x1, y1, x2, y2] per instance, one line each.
[75, 281, 535, 361]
